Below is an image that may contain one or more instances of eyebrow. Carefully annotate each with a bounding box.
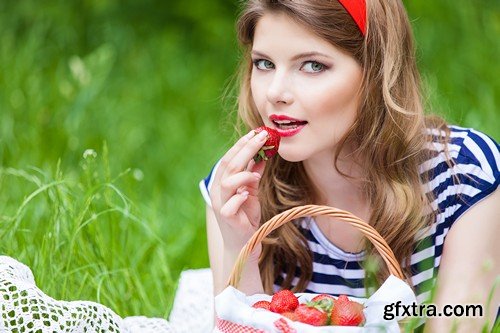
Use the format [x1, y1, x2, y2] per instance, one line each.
[251, 50, 332, 61]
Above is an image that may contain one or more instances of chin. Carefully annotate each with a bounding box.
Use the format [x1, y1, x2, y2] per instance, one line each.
[277, 150, 307, 163]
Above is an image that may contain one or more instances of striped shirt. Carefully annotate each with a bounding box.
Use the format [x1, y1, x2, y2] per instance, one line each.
[199, 126, 499, 305]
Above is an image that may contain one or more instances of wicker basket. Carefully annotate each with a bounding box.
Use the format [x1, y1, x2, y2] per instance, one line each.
[228, 204, 404, 287]
[217, 205, 412, 332]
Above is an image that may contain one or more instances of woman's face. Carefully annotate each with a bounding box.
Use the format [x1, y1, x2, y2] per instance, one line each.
[250, 12, 363, 162]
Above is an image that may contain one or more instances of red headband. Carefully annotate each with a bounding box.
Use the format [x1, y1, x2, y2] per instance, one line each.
[338, 0, 366, 36]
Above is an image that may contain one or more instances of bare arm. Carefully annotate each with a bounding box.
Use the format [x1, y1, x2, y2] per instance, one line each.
[424, 188, 499, 332]
[206, 198, 264, 328]
[206, 204, 264, 296]
[205, 130, 270, 324]
[206, 204, 224, 295]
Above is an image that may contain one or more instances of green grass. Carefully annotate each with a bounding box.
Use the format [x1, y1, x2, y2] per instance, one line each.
[0, 0, 498, 321]
[405, 0, 499, 135]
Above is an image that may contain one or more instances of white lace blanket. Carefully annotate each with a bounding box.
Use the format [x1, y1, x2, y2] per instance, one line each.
[0, 256, 214, 332]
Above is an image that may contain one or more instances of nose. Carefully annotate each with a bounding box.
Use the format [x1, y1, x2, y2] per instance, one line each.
[266, 70, 294, 105]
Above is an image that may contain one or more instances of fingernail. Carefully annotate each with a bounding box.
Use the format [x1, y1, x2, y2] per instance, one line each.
[245, 130, 256, 139]
[240, 191, 249, 197]
[257, 130, 268, 140]
[252, 172, 261, 179]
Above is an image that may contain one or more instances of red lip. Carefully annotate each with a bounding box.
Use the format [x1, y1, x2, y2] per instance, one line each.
[269, 114, 308, 137]
[269, 114, 306, 122]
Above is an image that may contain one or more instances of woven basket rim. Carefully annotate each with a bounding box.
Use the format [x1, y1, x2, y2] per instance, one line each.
[227, 204, 404, 288]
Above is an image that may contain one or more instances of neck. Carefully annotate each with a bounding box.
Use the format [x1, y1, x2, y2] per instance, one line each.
[302, 148, 367, 209]
[302, 148, 370, 253]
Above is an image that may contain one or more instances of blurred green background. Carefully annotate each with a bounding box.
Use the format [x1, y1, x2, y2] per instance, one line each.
[0, 0, 498, 320]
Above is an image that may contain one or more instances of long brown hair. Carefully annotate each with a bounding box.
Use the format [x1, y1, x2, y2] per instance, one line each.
[232, 0, 448, 294]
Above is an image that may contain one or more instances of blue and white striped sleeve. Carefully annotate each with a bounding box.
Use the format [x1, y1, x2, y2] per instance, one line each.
[448, 127, 499, 221]
[198, 160, 222, 207]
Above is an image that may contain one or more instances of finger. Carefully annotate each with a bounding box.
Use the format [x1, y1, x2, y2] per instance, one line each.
[236, 186, 248, 194]
[241, 159, 267, 197]
[225, 130, 257, 161]
[210, 130, 256, 208]
[219, 191, 249, 219]
[238, 185, 258, 197]
[215, 130, 256, 178]
[223, 130, 268, 176]
[245, 158, 256, 171]
[220, 171, 262, 203]
[237, 181, 259, 197]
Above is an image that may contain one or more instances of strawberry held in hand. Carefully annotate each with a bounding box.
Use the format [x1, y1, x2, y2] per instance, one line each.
[253, 126, 281, 162]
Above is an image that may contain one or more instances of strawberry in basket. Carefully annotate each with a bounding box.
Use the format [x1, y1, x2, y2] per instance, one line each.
[330, 295, 365, 326]
[294, 304, 329, 326]
[252, 300, 271, 310]
[252, 290, 365, 327]
[253, 126, 281, 162]
[269, 290, 299, 313]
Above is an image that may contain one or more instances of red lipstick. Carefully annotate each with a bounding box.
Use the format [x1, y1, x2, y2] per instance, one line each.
[269, 114, 308, 137]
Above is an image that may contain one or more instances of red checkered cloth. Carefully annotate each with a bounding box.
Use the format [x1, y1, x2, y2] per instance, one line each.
[215, 317, 266, 333]
[215, 317, 296, 333]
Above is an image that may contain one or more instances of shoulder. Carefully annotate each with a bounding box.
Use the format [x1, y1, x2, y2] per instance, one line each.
[421, 125, 499, 225]
[410, 127, 499, 300]
[422, 125, 499, 188]
[199, 159, 222, 207]
[448, 126, 499, 177]
[424, 126, 499, 172]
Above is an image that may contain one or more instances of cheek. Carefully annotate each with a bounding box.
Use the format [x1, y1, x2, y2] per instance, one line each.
[250, 78, 265, 111]
[312, 75, 359, 105]
[301, 84, 361, 148]
[251, 86, 273, 126]
[304, 75, 361, 121]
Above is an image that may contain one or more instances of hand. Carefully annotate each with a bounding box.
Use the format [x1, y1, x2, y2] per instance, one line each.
[210, 129, 269, 255]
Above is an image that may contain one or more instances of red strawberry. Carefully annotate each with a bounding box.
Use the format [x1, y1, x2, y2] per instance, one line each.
[281, 311, 298, 321]
[330, 297, 365, 326]
[309, 294, 335, 313]
[294, 304, 328, 326]
[311, 294, 336, 302]
[336, 295, 350, 303]
[253, 126, 281, 162]
[252, 300, 271, 310]
[269, 289, 299, 314]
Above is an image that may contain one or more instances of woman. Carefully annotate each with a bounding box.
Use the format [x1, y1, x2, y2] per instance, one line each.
[200, 1, 499, 331]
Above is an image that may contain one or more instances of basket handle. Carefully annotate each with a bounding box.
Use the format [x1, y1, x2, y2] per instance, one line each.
[227, 204, 404, 288]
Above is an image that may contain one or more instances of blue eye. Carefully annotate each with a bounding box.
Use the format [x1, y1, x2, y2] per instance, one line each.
[302, 61, 326, 73]
[253, 59, 275, 70]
